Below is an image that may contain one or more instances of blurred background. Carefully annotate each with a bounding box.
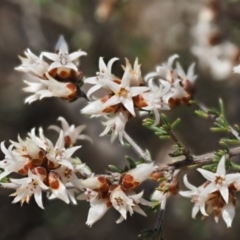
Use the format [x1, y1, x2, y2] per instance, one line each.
[1, 0, 240, 239]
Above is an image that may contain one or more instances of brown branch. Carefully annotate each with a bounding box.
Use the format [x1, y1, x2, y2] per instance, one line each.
[157, 146, 240, 171]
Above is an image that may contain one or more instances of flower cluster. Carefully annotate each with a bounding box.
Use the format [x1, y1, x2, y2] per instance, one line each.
[82, 55, 196, 142]
[180, 155, 240, 227]
[15, 36, 87, 103]
[191, 4, 239, 80]
[0, 117, 91, 208]
[78, 163, 155, 226]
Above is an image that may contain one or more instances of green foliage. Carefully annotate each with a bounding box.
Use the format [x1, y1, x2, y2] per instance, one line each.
[108, 155, 146, 173]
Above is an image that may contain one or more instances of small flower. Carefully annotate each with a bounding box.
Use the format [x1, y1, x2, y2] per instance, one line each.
[46, 131, 81, 170]
[48, 171, 70, 204]
[122, 58, 144, 86]
[23, 73, 78, 103]
[0, 142, 28, 179]
[49, 117, 92, 147]
[121, 163, 154, 189]
[197, 155, 240, 204]
[110, 186, 150, 223]
[15, 49, 48, 78]
[81, 175, 110, 193]
[9, 168, 48, 209]
[179, 175, 208, 218]
[41, 35, 87, 72]
[78, 189, 110, 227]
[85, 57, 119, 98]
[100, 109, 130, 144]
[102, 65, 149, 116]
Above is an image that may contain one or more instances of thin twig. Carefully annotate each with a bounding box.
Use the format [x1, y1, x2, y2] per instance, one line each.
[168, 129, 192, 159]
[153, 167, 175, 240]
[157, 145, 240, 171]
[123, 131, 152, 163]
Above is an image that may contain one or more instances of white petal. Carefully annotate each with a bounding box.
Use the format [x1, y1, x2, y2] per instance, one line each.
[129, 86, 149, 97]
[222, 203, 235, 228]
[220, 186, 229, 204]
[197, 168, 215, 182]
[216, 155, 226, 175]
[34, 188, 44, 209]
[103, 95, 120, 108]
[107, 57, 119, 74]
[191, 205, 199, 219]
[122, 97, 135, 116]
[42, 52, 59, 61]
[69, 51, 87, 61]
[86, 198, 109, 227]
[183, 175, 197, 191]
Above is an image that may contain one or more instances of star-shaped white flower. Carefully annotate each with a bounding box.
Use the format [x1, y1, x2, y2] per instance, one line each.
[49, 117, 92, 146]
[85, 57, 119, 98]
[197, 155, 240, 204]
[179, 175, 208, 218]
[9, 169, 48, 209]
[41, 35, 87, 72]
[46, 131, 81, 170]
[102, 66, 149, 116]
[100, 109, 129, 143]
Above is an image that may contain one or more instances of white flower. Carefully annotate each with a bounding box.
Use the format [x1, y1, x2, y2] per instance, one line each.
[15, 49, 48, 78]
[48, 171, 70, 204]
[125, 163, 155, 185]
[41, 35, 87, 72]
[81, 175, 109, 193]
[0, 142, 28, 179]
[110, 186, 149, 223]
[23, 73, 77, 103]
[144, 54, 179, 82]
[9, 168, 48, 209]
[122, 58, 144, 86]
[46, 131, 81, 170]
[140, 81, 171, 125]
[179, 175, 208, 218]
[176, 62, 197, 84]
[100, 109, 129, 144]
[102, 65, 149, 116]
[197, 155, 240, 204]
[78, 189, 110, 227]
[221, 202, 236, 228]
[49, 117, 92, 147]
[81, 98, 107, 116]
[85, 57, 119, 98]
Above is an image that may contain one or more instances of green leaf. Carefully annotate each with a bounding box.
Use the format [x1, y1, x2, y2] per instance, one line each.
[202, 164, 217, 171]
[171, 118, 181, 129]
[108, 165, 123, 173]
[195, 110, 209, 119]
[125, 156, 136, 169]
[219, 98, 225, 118]
[230, 162, 240, 171]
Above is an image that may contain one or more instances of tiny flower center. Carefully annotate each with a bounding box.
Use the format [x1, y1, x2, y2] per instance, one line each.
[64, 168, 72, 178]
[115, 196, 124, 206]
[117, 88, 129, 98]
[60, 54, 68, 65]
[215, 176, 225, 186]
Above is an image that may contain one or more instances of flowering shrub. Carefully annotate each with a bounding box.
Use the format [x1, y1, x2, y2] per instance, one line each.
[2, 33, 240, 240]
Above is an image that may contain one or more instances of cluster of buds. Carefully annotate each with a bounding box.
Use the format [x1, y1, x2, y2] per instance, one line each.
[180, 155, 240, 227]
[78, 163, 155, 226]
[0, 117, 91, 208]
[15, 36, 87, 103]
[191, 1, 240, 80]
[82, 55, 196, 142]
